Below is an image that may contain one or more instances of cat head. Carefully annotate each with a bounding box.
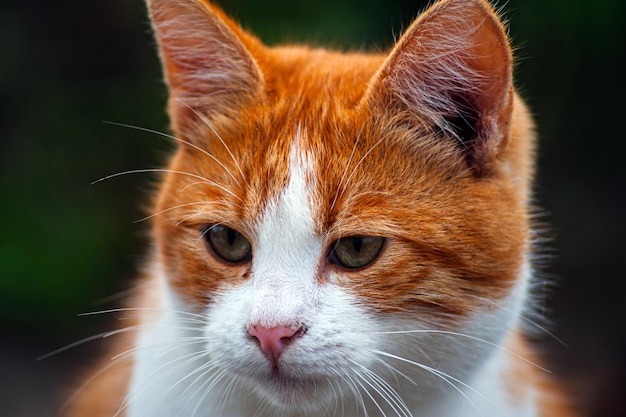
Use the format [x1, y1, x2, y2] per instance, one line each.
[147, 0, 533, 311]
[144, 0, 535, 410]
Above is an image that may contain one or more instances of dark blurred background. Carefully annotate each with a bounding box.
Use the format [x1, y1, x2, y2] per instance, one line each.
[1, 0, 624, 416]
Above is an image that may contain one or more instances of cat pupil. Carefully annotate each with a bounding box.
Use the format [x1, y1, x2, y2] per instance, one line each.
[352, 237, 362, 252]
[227, 228, 236, 246]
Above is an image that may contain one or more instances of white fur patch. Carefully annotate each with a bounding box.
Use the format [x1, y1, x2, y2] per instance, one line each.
[246, 137, 322, 329]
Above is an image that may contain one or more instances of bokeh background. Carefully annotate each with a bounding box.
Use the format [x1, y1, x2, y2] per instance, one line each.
[1, 0, 624, 416]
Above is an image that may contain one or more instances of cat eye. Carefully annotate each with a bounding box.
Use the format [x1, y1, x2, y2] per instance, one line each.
[202, 225, 252, 264]
[329, 236, 385, 269]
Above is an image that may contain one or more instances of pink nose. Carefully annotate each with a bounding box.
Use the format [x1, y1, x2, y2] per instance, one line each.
[248, 325, 298, 367]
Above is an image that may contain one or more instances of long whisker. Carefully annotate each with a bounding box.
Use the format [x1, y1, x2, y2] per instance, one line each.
[198, 221, 231, 244]
[110, 336, 206, 362]
[60, 351, 127, 411]
[339, 372, 369, 417]
[343, 190, 393, 205]
[77, 307, 207, 321]
[374, 329, 551, 373]
[470, 295, 569, 348]
[92, 169, 243, 202]
[63, 331, 205, 414]
[353, 375, 387, 417]
[133, 200, 241, 224]
[340, 136, 387, 196]
[134, 201, 212, 223]
[176, 98, 248, 186]
[40, 306, 208, 361]
[103, 121, 242, 187]
[191, 368, 232, 417]
[373, 349, 489, 417]
[367, 353, 418, 388]
[351, 359, 412, 417]
[330, 126, 364, 213]
[217, 371, 240, 413]
[37, 325, 142, 360]
[115, 347, 211, 417]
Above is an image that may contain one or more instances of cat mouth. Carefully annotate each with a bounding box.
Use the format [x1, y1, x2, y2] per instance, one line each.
[254, 369, 331, 406]
[266, 368, 317, 389]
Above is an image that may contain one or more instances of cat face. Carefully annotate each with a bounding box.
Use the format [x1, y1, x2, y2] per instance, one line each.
[141, 0, 535, 413]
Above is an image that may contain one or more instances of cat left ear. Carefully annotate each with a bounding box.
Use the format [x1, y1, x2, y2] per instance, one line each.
[147, 0, 263, 127]
[365, 0, 514, 176]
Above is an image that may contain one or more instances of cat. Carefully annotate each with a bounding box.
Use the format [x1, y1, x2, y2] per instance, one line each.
[66, 0, 577, 416]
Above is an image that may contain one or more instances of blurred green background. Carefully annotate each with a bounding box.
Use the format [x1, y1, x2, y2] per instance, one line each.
[1, 0, 624, 416]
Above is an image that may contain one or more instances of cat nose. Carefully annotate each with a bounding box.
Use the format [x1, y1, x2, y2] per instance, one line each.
[248, 325, 300, 367]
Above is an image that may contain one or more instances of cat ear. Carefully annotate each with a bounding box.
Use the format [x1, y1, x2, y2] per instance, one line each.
[147, 0, 263, 125]
[366, 0, 514, 175]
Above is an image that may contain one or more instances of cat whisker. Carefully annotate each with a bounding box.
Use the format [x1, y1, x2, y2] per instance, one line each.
[373, 349, 492, 417]
[374, 328, 551, 373]
[63, 333, 205, 414]
[343, 373, 370, 417]
[343, 190, 394, 204]
[352, 374, 389, 417]
[37, 325, 143, 360]
[78, 307, 206, 325]
[103, 120, 242, 187]
[178, 358, 223, 400]
[467, 294, 569, 348]
[250, 395, 268, 417]
[332, 135, 389, 214]
[111, 336, 206, 363]
[92, 168, 243, 202]
[190, 367, 232, 417]
[327, 370, 356, 417]
[179, 184, 244, 208]
[178, 366, 232, 417]
[134, 201, 223, 224]
[330, 126, 364, 213]
[41, 308, 207, 360]
[60, 350, 128, 411]
[115, 348, 214, 417]
[172, 203, 245, 227]
[176, 98, 248, 187]
[176, 211, 208, 227]
[217, 370, 240, 414]
[350, 359, 413, 417]
[326, 377, 342, 417]
[367, 353, 419, 388]
[198, 221, 231, 243]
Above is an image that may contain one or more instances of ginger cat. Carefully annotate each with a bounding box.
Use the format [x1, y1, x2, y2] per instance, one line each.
[67, 0, 576, 416]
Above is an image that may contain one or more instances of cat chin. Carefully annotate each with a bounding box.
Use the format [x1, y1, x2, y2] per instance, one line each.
[242, 373, 336, 413]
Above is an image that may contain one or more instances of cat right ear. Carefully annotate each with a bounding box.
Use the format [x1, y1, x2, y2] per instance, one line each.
[147, 0, 263, 128]
[364, 0, 514, 176]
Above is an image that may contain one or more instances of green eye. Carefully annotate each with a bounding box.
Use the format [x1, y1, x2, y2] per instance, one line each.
[329, 236, 385, 269]
[202, 225, 252, 264]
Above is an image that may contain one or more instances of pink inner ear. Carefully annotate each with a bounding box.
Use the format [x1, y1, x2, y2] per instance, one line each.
[365, 0, 513, 174]
[147, 0, 263, 122]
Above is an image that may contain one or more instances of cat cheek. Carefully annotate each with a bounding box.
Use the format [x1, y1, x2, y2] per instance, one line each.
[159, 246, 251, 308]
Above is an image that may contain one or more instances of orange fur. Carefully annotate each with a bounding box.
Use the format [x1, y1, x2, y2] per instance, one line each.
[503, 332, 579, 417]
[65, 0, 577, 416]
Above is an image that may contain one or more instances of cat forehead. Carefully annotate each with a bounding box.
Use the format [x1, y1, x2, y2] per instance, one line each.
[167, 102, 466, 238]
[260, 47, 384, 104]
[253, 135, 321, 275]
